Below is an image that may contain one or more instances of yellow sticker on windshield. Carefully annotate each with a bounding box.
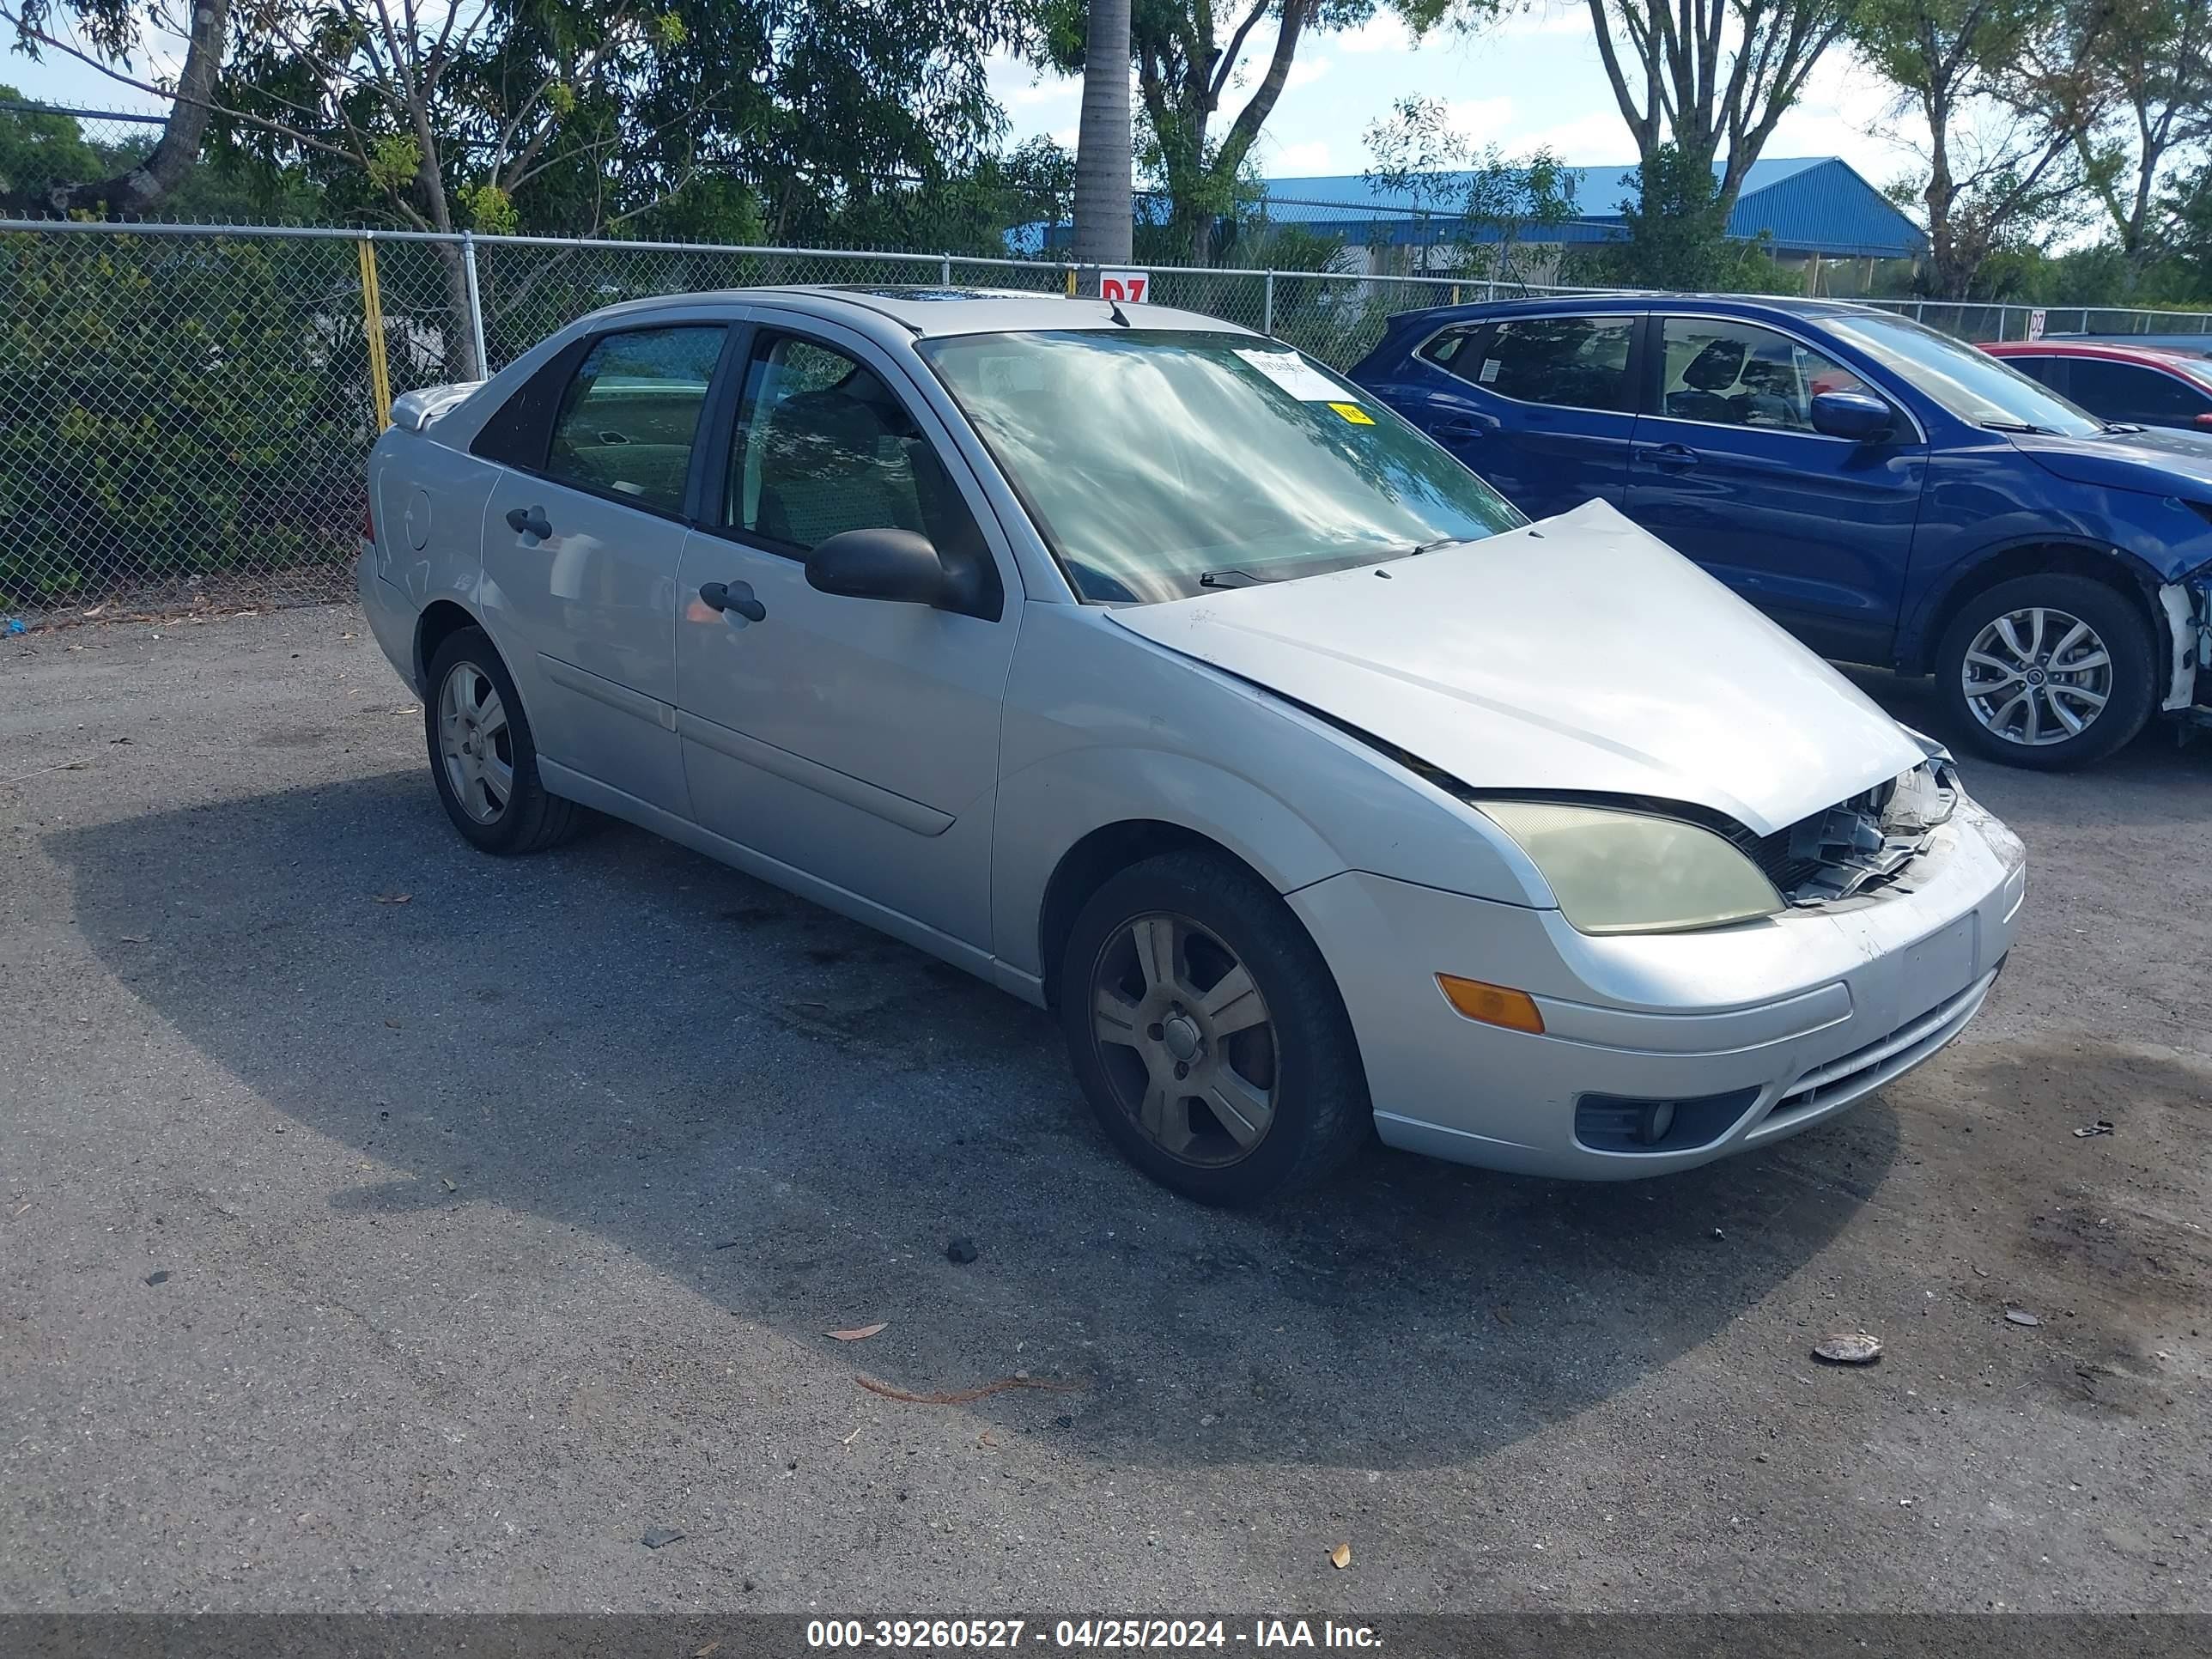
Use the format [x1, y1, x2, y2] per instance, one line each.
[1328, 401, 1374, 425]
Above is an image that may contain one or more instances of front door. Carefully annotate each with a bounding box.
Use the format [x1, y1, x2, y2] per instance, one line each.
[1627, 314, 1928, 665]
[482, 322, 728, 815]
[672, 323, 1021, 951]
[1399, 312, 1642, 519]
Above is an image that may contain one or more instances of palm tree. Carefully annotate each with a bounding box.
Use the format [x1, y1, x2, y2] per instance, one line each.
[1072, 0, 1133, 288]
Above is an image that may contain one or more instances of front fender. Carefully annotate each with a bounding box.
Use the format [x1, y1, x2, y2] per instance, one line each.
[990, 605, 1546, 981]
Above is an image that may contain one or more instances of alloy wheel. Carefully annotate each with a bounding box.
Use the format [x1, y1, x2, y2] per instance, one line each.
[437, 661, 515, 824]
[1960, 606, 2113, 748]
[1088, 913, 1279, 1168]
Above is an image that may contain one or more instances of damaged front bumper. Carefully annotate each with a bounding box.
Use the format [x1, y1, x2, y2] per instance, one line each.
[2158, 570, 2212, 727]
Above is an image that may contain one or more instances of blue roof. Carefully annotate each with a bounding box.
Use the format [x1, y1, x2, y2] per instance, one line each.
[1253, 156, 1923, 260]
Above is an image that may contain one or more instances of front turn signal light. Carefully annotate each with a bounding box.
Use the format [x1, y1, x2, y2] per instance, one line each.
[1436, 975, 1546, 1035]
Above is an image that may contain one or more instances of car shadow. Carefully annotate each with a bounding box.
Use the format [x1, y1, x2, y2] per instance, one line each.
[50, 772, 1896, 1472]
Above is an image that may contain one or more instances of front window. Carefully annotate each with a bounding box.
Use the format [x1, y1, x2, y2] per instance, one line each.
[1656, 317, 1870, 433]
[1820, 313, 2100, 437]
[921, 329, 1524, 605]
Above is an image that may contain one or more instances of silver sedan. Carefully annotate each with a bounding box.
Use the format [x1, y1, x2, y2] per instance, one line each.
[359, 287, 2027, 1205]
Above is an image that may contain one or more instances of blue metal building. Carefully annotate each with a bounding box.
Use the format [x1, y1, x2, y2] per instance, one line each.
[1010, 156, 1926, 266]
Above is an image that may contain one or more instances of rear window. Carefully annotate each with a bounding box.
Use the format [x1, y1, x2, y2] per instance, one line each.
[1426, 315, 1636, 413]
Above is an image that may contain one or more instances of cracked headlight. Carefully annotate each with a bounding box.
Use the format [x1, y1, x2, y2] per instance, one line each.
[1476, 800, 1784, 935]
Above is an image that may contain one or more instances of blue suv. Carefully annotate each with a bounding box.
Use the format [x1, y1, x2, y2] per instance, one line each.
[1351, 295, 2212, 769]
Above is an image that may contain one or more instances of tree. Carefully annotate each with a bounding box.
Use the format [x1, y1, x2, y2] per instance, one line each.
[1850, 0, 2086, 297]
[2037, 0, 2212, 261]
[1048, 0, 1462, 266]
[1581, 0, 1856, 283]
[3, 0, 230, 216]
[1073, 0, 1135, 272]
[1363, 94, 1578, 283]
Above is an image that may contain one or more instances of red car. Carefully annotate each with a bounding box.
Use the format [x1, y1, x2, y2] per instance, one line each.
[1981, 339, 2212, 434]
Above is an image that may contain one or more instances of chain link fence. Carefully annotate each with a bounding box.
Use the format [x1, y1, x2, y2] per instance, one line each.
[4, 217, 2210, 617]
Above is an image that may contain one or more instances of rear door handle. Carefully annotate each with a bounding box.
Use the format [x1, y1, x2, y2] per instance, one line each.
[1638, 443, 1698, 472]
[505, 505, 552, 538]
[698, 580, 766, 623]
[1430, 416, 1488, 440]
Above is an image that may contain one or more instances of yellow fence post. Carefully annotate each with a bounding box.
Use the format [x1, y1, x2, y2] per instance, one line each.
[357, 234, 393, 432]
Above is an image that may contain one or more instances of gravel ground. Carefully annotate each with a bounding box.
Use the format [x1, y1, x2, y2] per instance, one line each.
[3, 605, 2208, 1614]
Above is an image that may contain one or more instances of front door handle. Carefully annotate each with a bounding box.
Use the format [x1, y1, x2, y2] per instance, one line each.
[1430, 416, 1488, 440]
[1638, 443, 1698, 472]
[506, 505, 552, 538]
[698, 580, 766, 623]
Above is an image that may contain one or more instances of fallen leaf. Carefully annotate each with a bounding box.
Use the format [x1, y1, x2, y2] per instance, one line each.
[1492, 1305, 1513, 1326]
[695, 1644, 721, 1658]
[2072, 1121, 2115, 1139]
[384, 1018, 402, 1029]
[842, 1425, 862, 1447]
[1813, 1332, 1884, 1364]
[441, 1177, 458, 1193]
[120, 935, 145, 944]
[641, 1527, 684, 1549]
[2005, 1309, 2041, 1328]
[828, 1322, 887, 1341]
[374, 891, 412, 905]
[1329, 1542, 1352, 1570]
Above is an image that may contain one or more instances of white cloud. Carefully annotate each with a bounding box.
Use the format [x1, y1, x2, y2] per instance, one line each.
[1516, 110, 1637, 166]
[1336, 14, 1413, 54]
[1267, 139, 1339, 175]
[1439, 97, 1517, 146]
[1495, 3, 1595, 38]
[1287, 56, 1332, 90]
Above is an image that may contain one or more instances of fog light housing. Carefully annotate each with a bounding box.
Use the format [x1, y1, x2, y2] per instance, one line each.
[1574, 1088, 1759, 1153]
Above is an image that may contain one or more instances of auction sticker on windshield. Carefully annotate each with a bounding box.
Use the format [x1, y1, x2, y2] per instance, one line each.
[1235, 347, 1352, 402]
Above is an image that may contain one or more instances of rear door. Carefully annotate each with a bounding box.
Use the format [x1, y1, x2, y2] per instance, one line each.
[1626, 313, 1928, 665]
[481, 322, 730, 816]
[1389, 313, 1642, 519]
[672, 319, 1022, 952]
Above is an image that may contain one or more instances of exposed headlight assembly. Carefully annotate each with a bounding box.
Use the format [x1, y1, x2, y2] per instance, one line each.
[1475, 800, 1783, 935]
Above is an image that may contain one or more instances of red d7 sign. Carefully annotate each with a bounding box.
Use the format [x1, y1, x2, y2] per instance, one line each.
[1100, 269, 1150, 303]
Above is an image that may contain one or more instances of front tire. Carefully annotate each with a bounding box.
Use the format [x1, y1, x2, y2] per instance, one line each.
[1936, 574, 2156, 769]
[1058, 850, 1370, 1206]
[423, 627, 581, 854]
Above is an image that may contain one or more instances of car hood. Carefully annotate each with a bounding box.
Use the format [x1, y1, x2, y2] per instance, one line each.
[2010, 422, 2212, 498]
[1108, 500, 1927, 837]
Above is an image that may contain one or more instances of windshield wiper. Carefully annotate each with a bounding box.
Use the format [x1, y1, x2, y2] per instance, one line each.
[1407, 536, 1479, 556]
[1197, 568, 1269, 589]
[2103, 421, 2147, 434]
[1978, 419, 2059, 435]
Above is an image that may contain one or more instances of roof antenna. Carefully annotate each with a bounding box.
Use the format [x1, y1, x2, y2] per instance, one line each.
[1107, 297, 1133, 327]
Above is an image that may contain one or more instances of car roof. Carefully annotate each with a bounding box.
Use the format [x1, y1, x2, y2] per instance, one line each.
[1377, 292, 1889, 328]
[584, 283, 1253, 342]
[1981, 338, 2208, 366]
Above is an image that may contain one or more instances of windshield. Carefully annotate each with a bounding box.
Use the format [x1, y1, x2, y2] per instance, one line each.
[921, 329, 1524, 603]
[1820, 313, 2102, 437]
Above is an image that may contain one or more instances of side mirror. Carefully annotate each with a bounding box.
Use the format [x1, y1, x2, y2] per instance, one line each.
[1810, 390, 1896, 442]
[805, 527, 963, 609]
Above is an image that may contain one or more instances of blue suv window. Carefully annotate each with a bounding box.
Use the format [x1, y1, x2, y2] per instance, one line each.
[1424, 315, 1635, 413]
[1657, 317, 1868, 433]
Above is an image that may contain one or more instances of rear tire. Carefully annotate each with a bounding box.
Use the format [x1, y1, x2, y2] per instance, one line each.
[423, 627, 581, 854]
[1936, 574, 2156, 769]
[1058, 850, 1370, 1206]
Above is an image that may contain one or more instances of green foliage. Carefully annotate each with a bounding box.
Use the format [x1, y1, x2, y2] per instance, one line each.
[0, 230, 382, 600]
[1363, 95, 1578, 282]
[0, 84, 103, 204]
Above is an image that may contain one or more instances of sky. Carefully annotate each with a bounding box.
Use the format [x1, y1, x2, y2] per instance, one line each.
[985, 8, 1927, 196]
[4, 5, 1929, 199]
